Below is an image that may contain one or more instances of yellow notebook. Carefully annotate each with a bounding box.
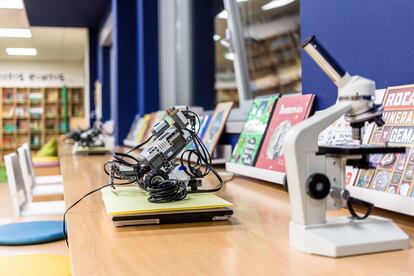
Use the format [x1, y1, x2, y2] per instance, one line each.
[101, 186, 233, 216]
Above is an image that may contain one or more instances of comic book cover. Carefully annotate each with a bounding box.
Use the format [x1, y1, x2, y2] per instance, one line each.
[202, 102, 233, 154]
[230, 95, 279, 166]
[354, 85, 414, 198]
[255, 94, 314, 172]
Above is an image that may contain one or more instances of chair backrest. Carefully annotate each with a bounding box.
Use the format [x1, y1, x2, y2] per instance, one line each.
[17, 146, 35, 195]
[21, 143, 36, 178]
[4, 153, 28, 217]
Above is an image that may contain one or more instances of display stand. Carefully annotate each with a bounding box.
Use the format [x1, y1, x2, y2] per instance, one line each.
[347, 185, 414, 216]
[225, 162, 285, 184]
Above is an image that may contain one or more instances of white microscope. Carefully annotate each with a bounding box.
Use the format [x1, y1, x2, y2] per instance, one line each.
[284, 36, 410, 257]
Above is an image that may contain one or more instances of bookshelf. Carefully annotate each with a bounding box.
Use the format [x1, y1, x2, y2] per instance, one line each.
[246, 29, 301, 95]
[0, 86, 84, 159]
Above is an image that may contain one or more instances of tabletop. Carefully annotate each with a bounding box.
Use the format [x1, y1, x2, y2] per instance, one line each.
[60, 143, 414, 276]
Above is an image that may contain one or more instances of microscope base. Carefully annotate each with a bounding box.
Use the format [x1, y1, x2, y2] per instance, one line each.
[289, 216, 409, 257]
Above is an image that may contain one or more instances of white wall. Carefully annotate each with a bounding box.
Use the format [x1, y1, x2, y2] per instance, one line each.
[0, 60, 84, 87]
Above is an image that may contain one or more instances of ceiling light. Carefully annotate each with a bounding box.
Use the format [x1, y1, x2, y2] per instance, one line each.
[224, 52, 235, 61]
[0, 28, 32, 38]
[6, 48, 37, 56]
[217, 10, 228, 19]
[262, 0, 295, 11]
[0, 0, 24, 9]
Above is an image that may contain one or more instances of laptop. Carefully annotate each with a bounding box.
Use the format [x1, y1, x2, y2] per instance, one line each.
[111, 207, 233, 226]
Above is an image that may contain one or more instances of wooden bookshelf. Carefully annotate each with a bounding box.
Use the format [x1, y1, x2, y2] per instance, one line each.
[0, 86, 85, 159]
[245, 29, 301, 95]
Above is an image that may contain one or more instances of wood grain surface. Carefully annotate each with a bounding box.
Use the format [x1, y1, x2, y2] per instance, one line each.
[60, 144, 414, 276]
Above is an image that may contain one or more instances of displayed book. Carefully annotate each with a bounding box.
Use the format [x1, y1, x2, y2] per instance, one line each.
[202, 102, 234, 154]
[230, 95, 278, 166]
[198, 115, 211, 139]
[135, 114, 152, 143]
[354, 85, 414, 199]
[255, 94, 315, 172]
[125, 115, 141, 141]
[142, 112, 157, 141]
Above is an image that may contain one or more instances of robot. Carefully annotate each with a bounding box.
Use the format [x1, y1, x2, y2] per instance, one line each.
[70, 122, 108, 155]
[284, 36, 410, 257]
[107, 106, 222, 202]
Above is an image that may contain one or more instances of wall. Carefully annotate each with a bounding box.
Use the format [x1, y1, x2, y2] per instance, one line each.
[301, 0, 414, 110]
[0, 61, 84, 87]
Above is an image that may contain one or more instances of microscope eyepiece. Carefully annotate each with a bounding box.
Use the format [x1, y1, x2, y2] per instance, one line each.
[302, 35, 347, 85]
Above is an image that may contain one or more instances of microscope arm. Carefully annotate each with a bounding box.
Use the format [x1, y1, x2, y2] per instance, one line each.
[284, 101, 352, 225]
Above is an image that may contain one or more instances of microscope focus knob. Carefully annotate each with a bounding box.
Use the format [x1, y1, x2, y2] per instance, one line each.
[306, 173, 331, 200]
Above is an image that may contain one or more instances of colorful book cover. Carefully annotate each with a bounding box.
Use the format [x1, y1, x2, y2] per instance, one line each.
[134, 114, 151, 143]
[198, 115, 211, 140]
[202, 102, 233, 154]
[230, 95, 278, 166]
[255, 94, 315, 172]
[354, 85, 414, 198]
[126, 115, 141, 141]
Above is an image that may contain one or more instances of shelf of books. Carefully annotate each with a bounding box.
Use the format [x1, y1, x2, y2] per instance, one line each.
[0, 86, 85, 160]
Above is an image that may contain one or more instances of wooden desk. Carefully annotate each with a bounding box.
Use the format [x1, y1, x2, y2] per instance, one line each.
[60, 144, 414, 276]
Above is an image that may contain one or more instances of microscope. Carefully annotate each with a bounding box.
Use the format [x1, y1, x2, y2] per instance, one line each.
[284, 36, 410, 257]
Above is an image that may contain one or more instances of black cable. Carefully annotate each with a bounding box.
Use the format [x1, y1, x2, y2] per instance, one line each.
[347, 197, 374, 220]
[63, 183, 111, 247]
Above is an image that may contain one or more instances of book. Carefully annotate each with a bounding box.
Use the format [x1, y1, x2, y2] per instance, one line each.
[135, 114, 152, 143]
[202, 102, 233, 154]
[354, 85, 414, 198]
[125, 115, 141, 141]
[230, 95, 278, 166]
[198, 115, 211, 140]
[101, 185, 233, 216]
[255, 94, 314, 172]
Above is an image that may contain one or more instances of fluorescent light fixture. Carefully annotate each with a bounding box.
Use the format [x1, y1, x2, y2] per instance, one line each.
[0, 28, 32, 38]
[262, 0, 295, 11]
[224, 52, 235, 61]
[6, 48, 37, 56]
[0, 0, 24, 9]
[217, 10, 228, 19]
[213, 34, 221, 42]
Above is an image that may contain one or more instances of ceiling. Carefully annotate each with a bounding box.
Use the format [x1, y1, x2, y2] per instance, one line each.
[23, 0, 110, 28]
[0, 27, 87, 61]
[0, 3, 87, 62]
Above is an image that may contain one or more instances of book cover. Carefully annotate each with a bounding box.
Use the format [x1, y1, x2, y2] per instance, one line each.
[198, 115, 211, 140]
[354, 85, 414, 198]
[230, 95, 278, 166]
[255, 94, 314, 172]
[134, 114, 151, 143]
[126, 115, 141, 141]
[202, 102, 233, 154]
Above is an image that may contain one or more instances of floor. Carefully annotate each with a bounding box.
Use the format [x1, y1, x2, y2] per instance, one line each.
[0, 168, 68, 257]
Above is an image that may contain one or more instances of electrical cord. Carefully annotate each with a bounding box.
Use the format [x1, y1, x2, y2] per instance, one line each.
[63, 182, 132, 247]
[347, 197, 374, 220]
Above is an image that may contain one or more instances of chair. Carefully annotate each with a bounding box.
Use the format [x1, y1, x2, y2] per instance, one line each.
[20, 143, 63, 185]
[0, 254, 71, 276]
[4, 153, 65, 217]
[17, 146, 63, 199]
